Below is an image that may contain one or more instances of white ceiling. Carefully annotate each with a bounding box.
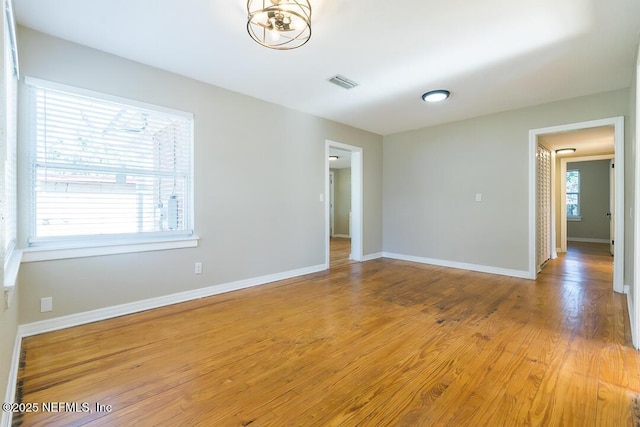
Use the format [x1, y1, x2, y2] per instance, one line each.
[539, 126, 614, 158]
[329, 147, 351, 169]
[14, 0, 640, 136]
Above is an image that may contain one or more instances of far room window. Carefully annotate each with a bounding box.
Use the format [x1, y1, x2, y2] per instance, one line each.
[566, 169, 580, 219]
[26, 78, 194, 247]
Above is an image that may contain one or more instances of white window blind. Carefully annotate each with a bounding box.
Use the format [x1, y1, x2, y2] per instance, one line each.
[27, 78, 194, 246]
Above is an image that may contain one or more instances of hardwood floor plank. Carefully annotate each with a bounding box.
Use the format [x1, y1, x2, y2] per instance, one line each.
[596, 380, 638, 426]
[481, 356, 546, 426]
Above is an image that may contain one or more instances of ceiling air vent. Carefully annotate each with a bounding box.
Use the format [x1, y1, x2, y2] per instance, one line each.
[328, 75, 359, 90]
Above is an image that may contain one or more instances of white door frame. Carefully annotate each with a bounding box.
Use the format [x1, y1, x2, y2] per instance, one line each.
[610, 159, 615, 256]
[632, 43, 640, 350]
[325, 140, 363, 267]
[558, 154, 615, 253]
[528, 116, 624, 295]
[329, 170, 335, 237]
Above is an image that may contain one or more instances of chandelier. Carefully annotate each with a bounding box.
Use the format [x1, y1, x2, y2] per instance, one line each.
[247, 0, 312, 50]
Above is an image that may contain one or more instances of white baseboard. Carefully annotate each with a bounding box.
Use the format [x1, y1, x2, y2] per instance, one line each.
[382, 252, 531, 279]
[362, 252, 383, 261]
[18, 263, 326, 338]
[1, 330, 22, 427]
[332, 234, 350, 239]
[567, 237, 610, 244]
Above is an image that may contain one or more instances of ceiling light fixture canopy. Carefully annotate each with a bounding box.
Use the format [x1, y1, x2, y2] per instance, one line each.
[247, 0, 312, 50]
[329, 156, 339, 161]
[422, 90, 450, 103]
[555, 148, 577, 155]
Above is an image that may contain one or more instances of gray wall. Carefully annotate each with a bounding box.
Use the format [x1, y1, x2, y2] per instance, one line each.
[16, 27, 383, 324]
[566, 160, 611, 241]
[332, 168, 351, 236]
[383, 89, 631, 274]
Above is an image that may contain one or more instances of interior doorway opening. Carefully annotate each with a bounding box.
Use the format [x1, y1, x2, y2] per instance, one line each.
[558, 154, 615, 253]
[529, 117, 624, 294]
[325, 140, 363, 268]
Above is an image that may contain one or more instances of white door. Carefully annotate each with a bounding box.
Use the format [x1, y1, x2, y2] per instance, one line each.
[609, 160, 615, 256]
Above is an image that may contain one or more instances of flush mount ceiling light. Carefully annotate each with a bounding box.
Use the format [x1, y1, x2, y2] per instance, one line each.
[555, 148, 577, 155]
[247, 0, 312, 50]
[329, 156, 339, 161]
[422, 90, 450, 103]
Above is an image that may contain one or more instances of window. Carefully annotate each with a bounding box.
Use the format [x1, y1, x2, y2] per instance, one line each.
[566, 169, 580, 219]
[27, 78, 194, 249]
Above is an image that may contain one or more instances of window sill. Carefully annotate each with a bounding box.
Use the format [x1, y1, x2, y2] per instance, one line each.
[567, 217, 582, 222]
[4, 247, 23, 287]
[22, 236, 199, 262]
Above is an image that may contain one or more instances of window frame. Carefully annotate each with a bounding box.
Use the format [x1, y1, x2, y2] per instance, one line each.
[3, 0, 21, 290]
[566, 169, 581, 221]
[23, 77, 198, 261]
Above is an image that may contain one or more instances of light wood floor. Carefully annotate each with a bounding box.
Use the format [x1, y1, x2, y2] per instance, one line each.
[13, 242, 640, 426]
[330, 237, 353, 268]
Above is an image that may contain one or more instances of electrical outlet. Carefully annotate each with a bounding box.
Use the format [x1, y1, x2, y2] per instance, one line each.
[194, 262, 203, 274]
[40, 297, 53, 313]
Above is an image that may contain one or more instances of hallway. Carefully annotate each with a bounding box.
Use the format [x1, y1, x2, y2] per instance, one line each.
[329, 237, 353, 268]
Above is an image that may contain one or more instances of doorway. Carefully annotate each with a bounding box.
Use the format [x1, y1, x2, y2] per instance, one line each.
[558, 154, 614, 253]
[325, 140, 363, 268]
[329, 159, 351, 267]
[528, 117, 624, 294]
